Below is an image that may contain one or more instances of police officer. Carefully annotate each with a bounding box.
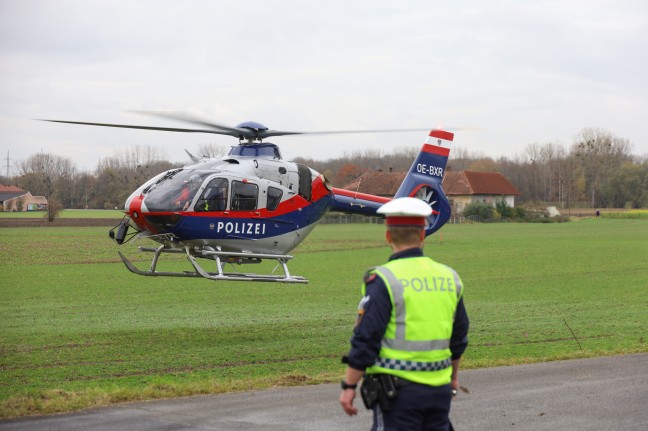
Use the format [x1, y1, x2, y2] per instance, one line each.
[339, 197, 469, 431]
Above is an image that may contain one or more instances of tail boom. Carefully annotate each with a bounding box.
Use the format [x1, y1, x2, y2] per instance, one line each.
[330, 188, 390, 216]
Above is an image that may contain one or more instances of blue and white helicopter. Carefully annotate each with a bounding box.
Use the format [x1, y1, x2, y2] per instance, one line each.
[42, 113, 455, 283]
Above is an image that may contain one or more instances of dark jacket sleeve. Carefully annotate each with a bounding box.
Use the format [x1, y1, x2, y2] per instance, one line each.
[450, 297, 469, 360]
[346, 275, 392, 371]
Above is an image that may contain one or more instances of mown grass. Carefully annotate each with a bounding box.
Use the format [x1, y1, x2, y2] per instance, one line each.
[602, 209, 648, 219]
[1, 219, 647, 418]
[0, 209, 124, 219]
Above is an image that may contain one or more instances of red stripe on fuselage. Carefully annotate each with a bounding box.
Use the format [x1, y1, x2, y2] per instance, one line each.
[331, 188, 391, 204]
[421, 143, 450, 157]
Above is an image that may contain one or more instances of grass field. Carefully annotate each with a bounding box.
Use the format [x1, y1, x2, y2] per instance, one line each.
[1, 219, 647, 418]
[0, 209, 124, 219]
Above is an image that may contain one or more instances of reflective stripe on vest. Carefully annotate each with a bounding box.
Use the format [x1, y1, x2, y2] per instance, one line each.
[375, 357, 452, 372]
[373, 265, 461, 352]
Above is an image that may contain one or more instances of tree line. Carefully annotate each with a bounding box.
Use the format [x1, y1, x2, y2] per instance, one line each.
[2, 128, 647, 211]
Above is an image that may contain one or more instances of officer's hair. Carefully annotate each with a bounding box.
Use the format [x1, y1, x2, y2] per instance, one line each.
[387, 226, 424, 246]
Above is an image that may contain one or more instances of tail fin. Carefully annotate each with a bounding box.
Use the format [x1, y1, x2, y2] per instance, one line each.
[394, 129, 453, 236]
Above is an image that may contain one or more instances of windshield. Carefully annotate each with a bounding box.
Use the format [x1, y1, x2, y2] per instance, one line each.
[143, 169, 211, 212]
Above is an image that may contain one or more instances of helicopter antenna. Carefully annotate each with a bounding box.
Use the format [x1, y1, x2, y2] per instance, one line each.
[185, 149, 200, 162]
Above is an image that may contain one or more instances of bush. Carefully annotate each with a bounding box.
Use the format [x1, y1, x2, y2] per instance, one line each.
[44, 200, 64, 222]
[463, 202, 494, 221]
[495, 200, 514, 218]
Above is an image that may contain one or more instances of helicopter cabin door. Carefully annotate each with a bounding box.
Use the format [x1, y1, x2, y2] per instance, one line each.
[194, 177, 228, 212]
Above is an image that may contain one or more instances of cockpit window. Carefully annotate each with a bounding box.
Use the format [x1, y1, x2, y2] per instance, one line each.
[142, 169, 210, 212]
[231, 181, 258, 211]
[195, 178, 228, 212]
[267, 186, 283, 211]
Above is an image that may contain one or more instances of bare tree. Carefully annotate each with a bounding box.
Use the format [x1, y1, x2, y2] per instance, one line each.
[197, 143, 228, 159]
[571, 128, 633, 207]
[16, 153, 78, 206]
[95, 145, 176, 209]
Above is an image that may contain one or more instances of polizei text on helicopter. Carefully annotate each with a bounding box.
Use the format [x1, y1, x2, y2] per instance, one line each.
[213, 221, 267, 235]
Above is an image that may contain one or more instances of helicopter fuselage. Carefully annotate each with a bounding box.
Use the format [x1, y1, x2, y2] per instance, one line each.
[123, 144, 333, 255]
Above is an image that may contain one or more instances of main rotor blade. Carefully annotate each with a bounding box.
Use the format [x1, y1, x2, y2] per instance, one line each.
[277, 128, 430, 137]
[282, 127, 478, 136]
[37, 119, 234, 136]
[130, 111, 249, 137]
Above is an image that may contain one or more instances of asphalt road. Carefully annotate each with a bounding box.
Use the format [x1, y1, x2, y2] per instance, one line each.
[2, 353, 647, 430]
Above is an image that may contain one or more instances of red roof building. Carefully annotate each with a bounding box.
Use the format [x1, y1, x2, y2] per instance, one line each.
[442, 171, 521, 213]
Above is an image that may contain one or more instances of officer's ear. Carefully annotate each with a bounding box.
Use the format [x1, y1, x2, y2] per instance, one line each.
[418, 229, 426, 248]
[385, 230, 393, 245]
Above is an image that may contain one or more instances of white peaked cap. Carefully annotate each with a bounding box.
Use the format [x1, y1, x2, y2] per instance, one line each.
[378, 197, 432, 217]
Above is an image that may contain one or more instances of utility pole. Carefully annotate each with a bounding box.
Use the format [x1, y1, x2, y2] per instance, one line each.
[4, 150, 11, 178]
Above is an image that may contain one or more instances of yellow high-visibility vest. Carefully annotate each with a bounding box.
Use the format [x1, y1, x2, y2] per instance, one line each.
[364, 256, 463, 386]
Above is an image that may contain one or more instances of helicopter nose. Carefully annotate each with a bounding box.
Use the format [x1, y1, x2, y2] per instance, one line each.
[126, 195, 147, 229]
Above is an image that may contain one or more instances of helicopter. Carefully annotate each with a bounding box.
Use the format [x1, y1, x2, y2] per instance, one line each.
[41, 113, 455, 283]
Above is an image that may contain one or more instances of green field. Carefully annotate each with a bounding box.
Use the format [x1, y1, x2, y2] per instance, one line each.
[0, 209, 124, 219]
[1, 219, 647, 418]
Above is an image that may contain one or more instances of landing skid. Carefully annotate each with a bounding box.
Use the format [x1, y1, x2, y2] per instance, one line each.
[118, 245, 308, 284]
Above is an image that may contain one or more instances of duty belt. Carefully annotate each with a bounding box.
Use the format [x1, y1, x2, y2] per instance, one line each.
[375, 357, 452, 372]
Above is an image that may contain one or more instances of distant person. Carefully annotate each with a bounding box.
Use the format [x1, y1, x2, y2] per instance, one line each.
[596, 209, 600, 218]
[176, 174, 202, 210]
[339, 197, 469, 431]
[176, 184, 190, 209]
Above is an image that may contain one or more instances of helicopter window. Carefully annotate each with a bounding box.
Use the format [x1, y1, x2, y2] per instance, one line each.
[297, 164, 312, 201]
[231, 181, 258, 211]
[266, 187, 283, 212]
[177, 173, 207, 210]
[228, 144, 282, 159]
[142, 169, 210, 212]
[195, 178, 228, 212]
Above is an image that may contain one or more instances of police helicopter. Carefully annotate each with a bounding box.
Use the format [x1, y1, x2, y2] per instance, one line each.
[41, 113, 456, 283]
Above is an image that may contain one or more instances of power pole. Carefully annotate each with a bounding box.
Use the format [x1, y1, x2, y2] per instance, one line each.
[4, 150, 11, 178]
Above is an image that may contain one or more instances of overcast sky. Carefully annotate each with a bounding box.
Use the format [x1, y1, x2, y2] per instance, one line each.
[1, 0, 646, 173]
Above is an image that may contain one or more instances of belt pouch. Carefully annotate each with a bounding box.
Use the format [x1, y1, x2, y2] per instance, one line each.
[360, 376, 379, 409]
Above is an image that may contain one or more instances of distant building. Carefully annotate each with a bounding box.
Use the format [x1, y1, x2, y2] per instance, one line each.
[443, 171, 521, 213]
[0, 185, 49, 212]
[341, 170, 520, 214]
